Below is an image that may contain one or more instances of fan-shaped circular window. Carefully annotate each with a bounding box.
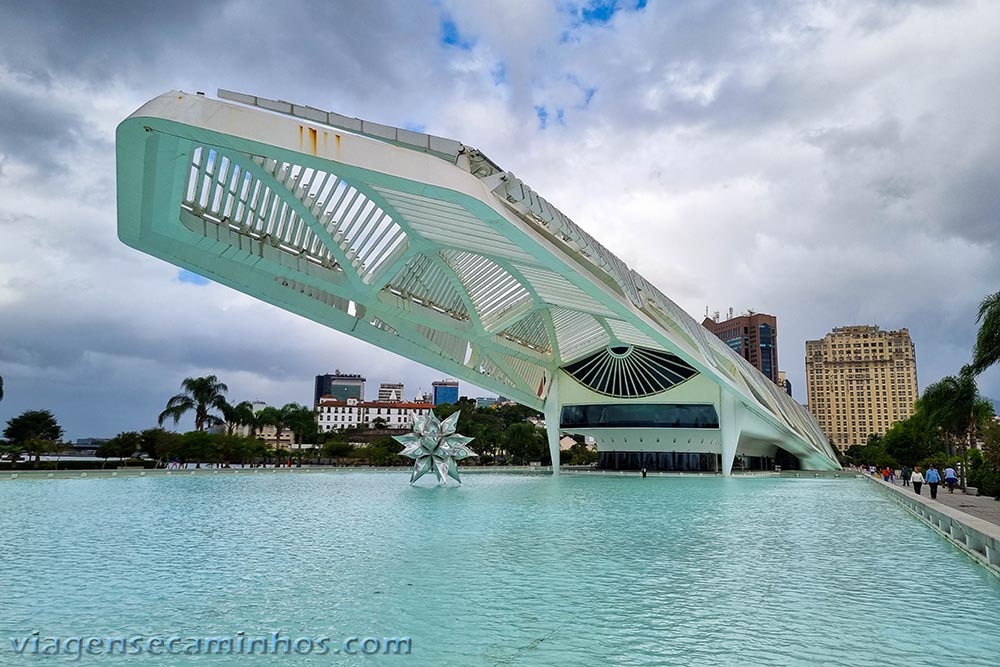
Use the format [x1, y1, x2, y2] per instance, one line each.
[563, 345, 698, 398]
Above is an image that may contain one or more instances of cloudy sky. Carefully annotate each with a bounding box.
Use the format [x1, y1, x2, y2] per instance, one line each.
[1, 0, 998, 440]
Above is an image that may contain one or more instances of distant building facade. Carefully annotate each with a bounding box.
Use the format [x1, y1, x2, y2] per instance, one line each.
[316, 397, 433, 433]
[378, 382, 405, 402]
[315, 371, 366, 404]
[475, 396, 498, 408]
[258, 424, 295, 449]
[218, 401, 298, 448]
[777, 370, 792, 397]
[432, 379, 459, 406]
[805, 325, 918, 451]
[702, 312, 779, 383]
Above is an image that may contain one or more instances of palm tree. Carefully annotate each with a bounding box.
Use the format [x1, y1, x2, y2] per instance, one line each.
[971, 290, 1000, 376]
[284, 404, 317, 464]
[220, 400, 258, 436]
[158, 376, 229, 432]
[257, 405, 290, 456]
[921, 367, 991, 488]
[257, 403, 315, 464]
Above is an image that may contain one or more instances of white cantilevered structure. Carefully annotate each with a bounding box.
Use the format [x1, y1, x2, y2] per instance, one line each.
[116, 90, 840, 473]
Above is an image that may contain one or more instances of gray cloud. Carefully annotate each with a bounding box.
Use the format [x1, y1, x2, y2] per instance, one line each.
[0, 84, 84, 171]
[1, 0, 999, 440]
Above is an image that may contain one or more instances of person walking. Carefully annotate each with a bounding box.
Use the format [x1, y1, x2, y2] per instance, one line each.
[944, 465, 959, 493]
[911, 467, 924, 496]
[925, 465, 942, 499]
[901, 466, 912, 487]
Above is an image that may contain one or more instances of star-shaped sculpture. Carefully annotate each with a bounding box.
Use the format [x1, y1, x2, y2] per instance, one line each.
[394, 410, 478, 485]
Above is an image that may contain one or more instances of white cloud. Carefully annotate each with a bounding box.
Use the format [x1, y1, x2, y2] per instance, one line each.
[0, 0, 998, 439]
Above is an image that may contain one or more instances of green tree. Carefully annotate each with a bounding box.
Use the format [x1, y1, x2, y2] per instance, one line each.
[4, 409, 64, 444]
[139, 428, 181, 463]
[322, 436, 353, 460]
[496, 403, 542, 429]
[569, 441, 598, 465]
[96, 433, 141, 469]
[881, 406, 945, 468]
[282, 404, 317, 448]
[95, 441, 120, 469]
[4, 410, 63, 467]
[157, 376, 229, 431]
[971, 290, 1000, 376]
[94, 431, 142, 469]
[177, 431, 219, 463]
[257, 403, 309, 454]
[361, 437, 406, 466]
[220, 400, 258, 436]
[921, 368, 993, 488]
[0, 442, 24, 466]
[503, 422, 546, 465]
[23, 438, 59, 468]
[973, 420, 1000, 498]
[108, 431, 142, 460]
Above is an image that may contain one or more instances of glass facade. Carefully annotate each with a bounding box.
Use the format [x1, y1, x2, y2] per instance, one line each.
[599, 451, 718, 471]
[598, 449, 801, 472]
[314, 374, 365, 405]
[758, 323, 775, 382]
[433, 384, 459, 405]
[560, 403, 719, 429]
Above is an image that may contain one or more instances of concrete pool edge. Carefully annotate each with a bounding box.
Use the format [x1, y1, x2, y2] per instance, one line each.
[0, 465, 554, 481]
[866, 475, 1000, 579]
[0, 466, 856, 482]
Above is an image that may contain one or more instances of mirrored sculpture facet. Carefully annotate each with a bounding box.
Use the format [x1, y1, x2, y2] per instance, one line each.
[394, 410, 478, 485]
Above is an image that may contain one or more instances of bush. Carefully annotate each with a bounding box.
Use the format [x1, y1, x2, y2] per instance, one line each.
[970, 449, 1000, 498]
[0, 458, 156, 471]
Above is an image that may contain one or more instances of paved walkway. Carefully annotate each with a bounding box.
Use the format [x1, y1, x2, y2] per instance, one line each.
[874, 473, 1000, 528]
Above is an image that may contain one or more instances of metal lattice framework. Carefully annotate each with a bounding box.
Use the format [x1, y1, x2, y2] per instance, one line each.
[116, 90, 840, 472]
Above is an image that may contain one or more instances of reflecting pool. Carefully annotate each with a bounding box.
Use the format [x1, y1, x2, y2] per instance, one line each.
[1, 473, 998, 665]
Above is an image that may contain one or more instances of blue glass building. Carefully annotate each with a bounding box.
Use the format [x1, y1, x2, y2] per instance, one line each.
[432, 380, 459, 406]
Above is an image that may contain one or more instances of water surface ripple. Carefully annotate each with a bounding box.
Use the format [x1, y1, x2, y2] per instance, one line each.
[1, 474, 998, 666]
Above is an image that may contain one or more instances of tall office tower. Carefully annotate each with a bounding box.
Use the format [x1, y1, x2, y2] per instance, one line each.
[805, 325, 918, 452]
[314, 371, 366, 405]
[432, 379, 459, 406]
[702, 311, 779, 383]
[378, 382, 405, 403]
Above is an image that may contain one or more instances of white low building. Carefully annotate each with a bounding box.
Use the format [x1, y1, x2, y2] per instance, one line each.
[316, 397, 434, 433]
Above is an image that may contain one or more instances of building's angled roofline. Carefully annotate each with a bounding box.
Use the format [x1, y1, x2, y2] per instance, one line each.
[116, 89, 840, 470]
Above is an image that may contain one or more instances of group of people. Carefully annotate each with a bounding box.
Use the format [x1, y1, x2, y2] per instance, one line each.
[879, 464, 961, 499]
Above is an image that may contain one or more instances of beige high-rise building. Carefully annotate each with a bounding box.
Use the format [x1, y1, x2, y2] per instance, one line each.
[805, 325, 918, 452]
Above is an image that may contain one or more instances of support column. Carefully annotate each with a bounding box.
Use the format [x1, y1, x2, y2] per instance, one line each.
[720, 391, 742, 476]
[543, 373, 561, 475]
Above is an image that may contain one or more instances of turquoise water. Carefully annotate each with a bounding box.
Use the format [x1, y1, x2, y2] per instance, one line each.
[1, 473, 999, 666]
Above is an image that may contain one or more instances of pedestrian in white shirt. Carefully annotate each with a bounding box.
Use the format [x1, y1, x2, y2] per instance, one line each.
[911, 467, 925, 496]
